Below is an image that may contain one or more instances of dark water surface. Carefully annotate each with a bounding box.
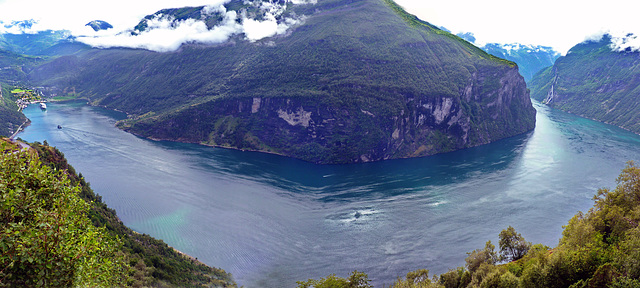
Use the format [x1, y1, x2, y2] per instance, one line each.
[19, 100, 640, 287]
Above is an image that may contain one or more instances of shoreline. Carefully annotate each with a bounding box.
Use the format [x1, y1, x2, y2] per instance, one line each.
[9, 119, 30, 140]
[46, 97, 636, 165]
[532, 99, 640, 136]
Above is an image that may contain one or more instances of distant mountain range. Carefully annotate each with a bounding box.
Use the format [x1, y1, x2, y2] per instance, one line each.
[529, 34, 640, 134]
[455, 32, 561, 82]
[481, 43, 560, 82]
[0, 30, 89, 56]
[24, 0, 536, 164]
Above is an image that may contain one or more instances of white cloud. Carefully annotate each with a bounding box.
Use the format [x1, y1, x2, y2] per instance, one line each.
[605, 31, 640, 52]
[2, 0, 640, 55]
[243, 18, 279, 42]
[78, 9, 244, 52]
[0, 0, 234, 37]
[0, 0, 313, 52]
[393, 0, 640, 55]
[575, 30, 640, 52]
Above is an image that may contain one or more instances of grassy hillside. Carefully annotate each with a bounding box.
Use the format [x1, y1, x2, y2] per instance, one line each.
[0, 139, 236, 287]
[28, 0, 535, 163]
[529, 35, 640, 133]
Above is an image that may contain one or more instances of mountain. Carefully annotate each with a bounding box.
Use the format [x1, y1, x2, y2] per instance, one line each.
[529, 34, 640, 134]
[28, 0, 536, 164]
[481, 43, 560, 82]
[0, 30, 90, 56]
[455, 32, 476, 43]
[86, 20, 113, 32]
[453, 32, 560, 82]
[133, 6, 223, 34]
[0, 49, 43, 82]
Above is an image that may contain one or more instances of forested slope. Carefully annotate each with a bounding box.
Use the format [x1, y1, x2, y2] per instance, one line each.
[530, 35, 640, 134]
[29, 0, 536, 164]
[0, 139, 236, 287]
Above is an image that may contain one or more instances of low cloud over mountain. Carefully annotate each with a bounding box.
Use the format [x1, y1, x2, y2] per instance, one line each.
[77, 0, 315, 52]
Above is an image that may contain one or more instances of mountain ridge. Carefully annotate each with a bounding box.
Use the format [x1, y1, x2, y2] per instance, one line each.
[28, 0, 536, 164]
[452, 32, 560, 82]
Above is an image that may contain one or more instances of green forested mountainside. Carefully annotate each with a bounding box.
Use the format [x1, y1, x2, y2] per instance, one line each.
[0, 84, 28, 137]
[28, 0, 535, 164]
[529, 35, 640, 134]
[0, 139, 236, 287]
[0, 31, 89, 57]
[300, 162, 640, 287]
[0, 50, 43, 83]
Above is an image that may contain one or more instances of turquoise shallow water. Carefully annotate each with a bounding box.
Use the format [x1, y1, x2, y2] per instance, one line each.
[18, 100, 640, 287]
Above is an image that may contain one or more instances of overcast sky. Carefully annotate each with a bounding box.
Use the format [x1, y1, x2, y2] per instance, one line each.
[394, 0, 640, 54]
[0, 0, 638, 54]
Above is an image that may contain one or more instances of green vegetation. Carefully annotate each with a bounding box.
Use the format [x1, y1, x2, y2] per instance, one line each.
[301, 162, 640, 287]
[0, 140, 126, 287]
[49, 94, 80, 102]
[0, 49, 43, 83]
[0, 84, 28, 137]
[0, 30, 88, 57]
[1, 139, 236, 287]
[297, 271, 372, 288]
[28, 0, 535, 164]
[11, 87, 41, 102]
[498, 226, 531, 262]
[529, 35, 640, 133]
[381, 0, 515, 68]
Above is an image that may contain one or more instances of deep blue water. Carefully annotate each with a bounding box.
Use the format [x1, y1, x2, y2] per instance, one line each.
[18, 100, 640, 287]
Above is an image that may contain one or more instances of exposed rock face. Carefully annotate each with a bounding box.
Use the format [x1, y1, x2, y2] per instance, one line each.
[122, 64, 535, 164]
[30, 0, 536, 164]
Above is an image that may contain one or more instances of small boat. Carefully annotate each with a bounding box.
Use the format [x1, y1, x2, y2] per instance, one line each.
[40, 103, 47, 110]
[57, 125, 62, 129]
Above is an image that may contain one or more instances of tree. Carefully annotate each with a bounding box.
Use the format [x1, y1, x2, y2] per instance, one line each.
[296, 270, 372, 288]
[0, 143, 126, 287]
[499, 226, 531, 262]
[391, 269, 441, 288]
[465, 241, 498, 273]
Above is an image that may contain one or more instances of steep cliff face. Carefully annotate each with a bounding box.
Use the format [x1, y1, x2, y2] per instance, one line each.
[121, 64, 534, 164]
[30, 0, 536, 164]
[530, 35, 640, 133]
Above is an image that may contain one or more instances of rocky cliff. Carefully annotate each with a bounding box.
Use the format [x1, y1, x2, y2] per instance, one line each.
[120, 64, 534, 164]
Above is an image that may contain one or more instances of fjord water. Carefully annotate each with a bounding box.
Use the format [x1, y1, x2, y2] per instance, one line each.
[19, 101, 640, 287]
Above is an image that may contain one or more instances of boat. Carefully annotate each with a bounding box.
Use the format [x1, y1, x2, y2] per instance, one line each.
[40, 102, 47, 110]
[57, 125, 62, 129]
